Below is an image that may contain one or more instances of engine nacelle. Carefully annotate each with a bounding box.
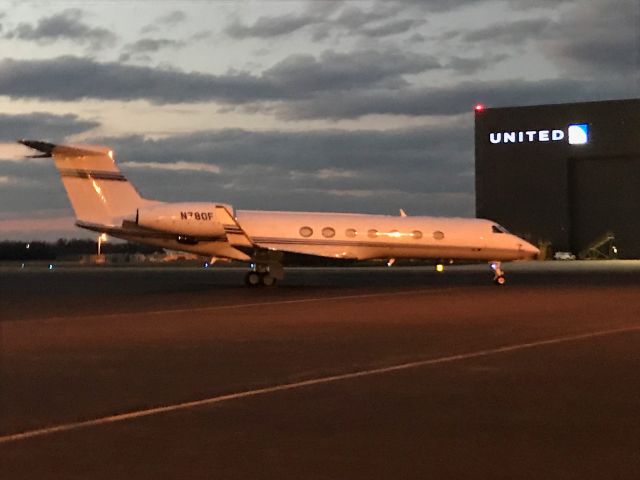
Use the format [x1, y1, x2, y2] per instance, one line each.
[136, 202, 231, 237]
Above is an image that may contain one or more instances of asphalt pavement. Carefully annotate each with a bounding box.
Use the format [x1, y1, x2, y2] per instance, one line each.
[1, 262, 639, 479]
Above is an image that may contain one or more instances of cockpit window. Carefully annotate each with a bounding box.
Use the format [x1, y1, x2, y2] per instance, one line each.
[492, 224, 509, 234]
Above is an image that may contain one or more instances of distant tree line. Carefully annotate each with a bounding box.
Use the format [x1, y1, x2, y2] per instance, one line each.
[0, 239, 162, 261]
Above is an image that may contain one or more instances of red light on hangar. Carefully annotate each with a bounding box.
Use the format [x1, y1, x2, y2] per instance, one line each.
[474, 104, 485, 112]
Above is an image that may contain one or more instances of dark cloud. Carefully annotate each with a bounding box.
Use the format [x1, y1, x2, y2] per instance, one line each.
[408, 33, 426, 43]
[384, 0, 472, 12]
[84, 123, 474, 216]
[219, 0, 574, 50]
[141, 10, 187, 33]
[190, 30, 212, 42]
[2, 123, 475, 221]
[1, 52, 635, 122]
[264, 50, 440, 93]
[225, 3, 420, 41]
[4, 9, 117, 50]
[223, 1, 580, 43]
[445, 1, 637, 77]
[542, 0, 640, 75]
[271, 77, 637, 120]
[445, 54, 509, 74]
[0, 50, 440, 106]
[1, 53, 634, 121]
[505, 0, 579, 10]
[460, 18, 553, 44]
[391, 0, 576, 12]
[98, 124, 469, 171]
[333, 4, 404, 29]
[304, 0, 343, 17]
[156, 10, 187, 27]
[0, 160, 73, 217]
[0, 56, 280, 104]
[126, 38, 185, 54]
[0, 112, 99, 141]
[119, 38, 186, 62]
[226, 14, 316, 39]
[360, 18, 425, 38]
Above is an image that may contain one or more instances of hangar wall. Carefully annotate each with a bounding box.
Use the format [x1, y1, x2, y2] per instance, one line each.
[475, 98, 640, 258]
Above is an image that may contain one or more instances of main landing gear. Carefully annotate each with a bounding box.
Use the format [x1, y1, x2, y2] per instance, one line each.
[244, 269, 278, 287]
[244, 256, 284, 287]
[490, 261, 506, 286]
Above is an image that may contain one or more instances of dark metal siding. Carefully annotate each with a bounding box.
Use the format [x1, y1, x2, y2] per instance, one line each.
[475, 98, 640, 257]
[568, 155, 640, 258]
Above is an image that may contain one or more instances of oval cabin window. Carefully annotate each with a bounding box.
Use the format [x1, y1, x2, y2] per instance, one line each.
[299, 226, 313, 237]
[412, 230, 423, 239]
[322, 227, 336, 238]
[367, 229, 378, 239]
[345, 228, 357, 238]
[433, 230, 445, 240]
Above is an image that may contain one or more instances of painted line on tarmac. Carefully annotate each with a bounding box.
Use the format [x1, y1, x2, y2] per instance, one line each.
[22, 288, 442, 324]
[113, 288, 435, 317]
[2, 324, 640, 445]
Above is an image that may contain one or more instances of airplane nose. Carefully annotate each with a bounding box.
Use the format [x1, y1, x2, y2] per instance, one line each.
[519, 241, 540, 259]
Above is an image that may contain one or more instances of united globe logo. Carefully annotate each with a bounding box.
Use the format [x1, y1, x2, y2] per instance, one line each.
[567, 123, 589, 145]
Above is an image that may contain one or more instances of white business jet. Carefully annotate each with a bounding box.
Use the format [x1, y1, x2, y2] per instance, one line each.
[20, 140, 538, 286]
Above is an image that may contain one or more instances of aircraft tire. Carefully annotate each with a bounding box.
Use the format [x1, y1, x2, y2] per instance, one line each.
[245, 271, 262, 286]
[494, 275, 506, 286]
[262, 273, 277, 287]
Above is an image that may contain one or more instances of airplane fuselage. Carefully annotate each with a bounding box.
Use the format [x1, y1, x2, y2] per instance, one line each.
[236, 210, 537, 262]
[105, 207, 537, 264]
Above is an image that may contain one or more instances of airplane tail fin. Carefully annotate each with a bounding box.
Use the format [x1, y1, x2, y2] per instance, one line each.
[19, 139, 154, 227]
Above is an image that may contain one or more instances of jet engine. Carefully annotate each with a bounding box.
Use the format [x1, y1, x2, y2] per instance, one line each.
[135, 202, 231, 237]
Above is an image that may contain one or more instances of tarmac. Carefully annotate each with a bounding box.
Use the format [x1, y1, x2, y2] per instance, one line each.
[1, 262, 640, 479]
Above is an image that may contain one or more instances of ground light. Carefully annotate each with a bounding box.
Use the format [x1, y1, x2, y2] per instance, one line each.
[97, 233, 108, 255]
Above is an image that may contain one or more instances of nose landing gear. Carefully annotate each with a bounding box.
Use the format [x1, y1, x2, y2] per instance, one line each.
[490, 261, 506, 285]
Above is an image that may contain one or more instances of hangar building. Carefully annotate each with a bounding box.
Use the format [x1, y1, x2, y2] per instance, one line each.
[475, 98, 640, 259]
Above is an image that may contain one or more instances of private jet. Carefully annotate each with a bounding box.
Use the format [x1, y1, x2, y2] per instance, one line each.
[20, 139, 539, 285]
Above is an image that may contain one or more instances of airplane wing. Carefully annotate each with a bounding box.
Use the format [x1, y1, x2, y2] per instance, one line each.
[247, 239, 365, 260]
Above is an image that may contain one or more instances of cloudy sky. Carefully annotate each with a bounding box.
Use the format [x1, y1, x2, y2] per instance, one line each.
[0, 0, 638, 240]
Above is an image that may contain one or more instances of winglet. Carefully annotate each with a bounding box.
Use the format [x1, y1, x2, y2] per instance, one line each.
[18, 139, 55, 158]
[399, 208, 408, 217]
